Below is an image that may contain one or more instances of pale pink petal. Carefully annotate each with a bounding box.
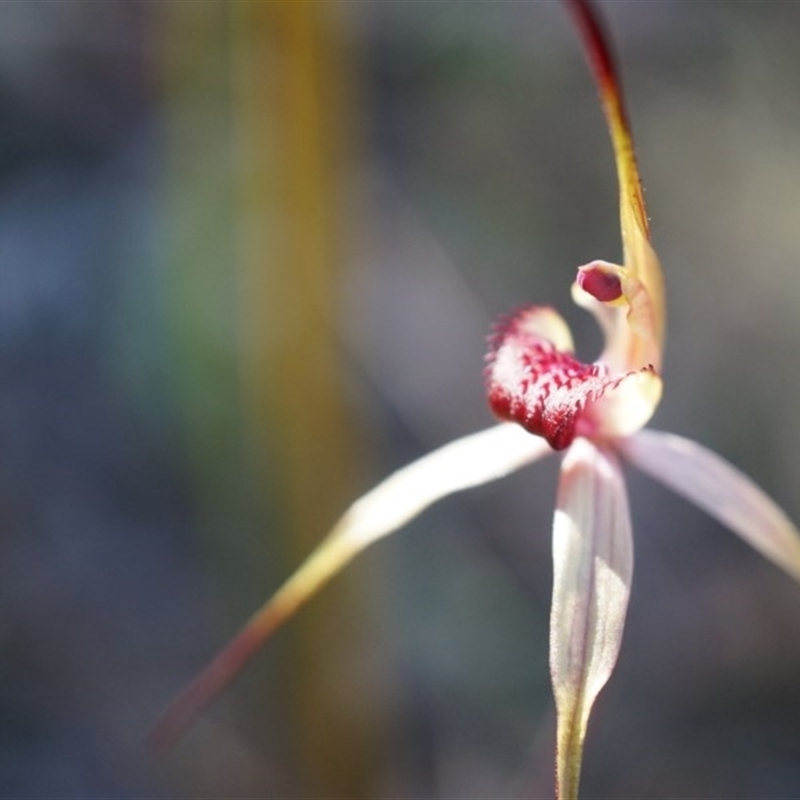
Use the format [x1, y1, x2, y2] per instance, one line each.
[619, 429, 800, 583]
[550, 438, 633, 800]
[150, 423, 552, 751]
[339, 422, 553, 548]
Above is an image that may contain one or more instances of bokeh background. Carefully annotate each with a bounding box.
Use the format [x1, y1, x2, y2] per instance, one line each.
[3, 1, 800, 798]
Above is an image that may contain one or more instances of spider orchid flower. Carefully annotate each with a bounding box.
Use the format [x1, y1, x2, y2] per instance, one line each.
[150, 1, 800, 797]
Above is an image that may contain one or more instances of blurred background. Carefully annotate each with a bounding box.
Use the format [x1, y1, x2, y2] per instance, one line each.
[2, 1, 800, 797]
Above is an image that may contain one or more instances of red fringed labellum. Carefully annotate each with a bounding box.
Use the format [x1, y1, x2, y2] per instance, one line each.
[485, 306, 651, 450]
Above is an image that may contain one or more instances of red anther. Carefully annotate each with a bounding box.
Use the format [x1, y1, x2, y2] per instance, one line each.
[577, 263, 623, 302]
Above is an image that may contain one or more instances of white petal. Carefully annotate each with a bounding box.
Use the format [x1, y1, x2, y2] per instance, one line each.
[150, 423, 552, 750]
[550, 438, 633, 800]
[619, 429, 800, 583]
[343, 422, 553, 548]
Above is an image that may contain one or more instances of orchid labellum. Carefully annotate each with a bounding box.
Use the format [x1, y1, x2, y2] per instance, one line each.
[151, 2, 800, 797]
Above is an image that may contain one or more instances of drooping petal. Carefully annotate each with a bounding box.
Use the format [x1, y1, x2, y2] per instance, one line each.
[619, 429, 800, 583]
[566, 0, 665, 373]
[149, 423, 552, 751]
[486, 306, 660, 450]
[550, 438, 633, 800]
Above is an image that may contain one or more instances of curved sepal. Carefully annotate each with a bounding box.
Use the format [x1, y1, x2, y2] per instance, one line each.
[619, 429, 800, 583]
[566, 0, 665, 372]
[149, 424, 553, 751]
